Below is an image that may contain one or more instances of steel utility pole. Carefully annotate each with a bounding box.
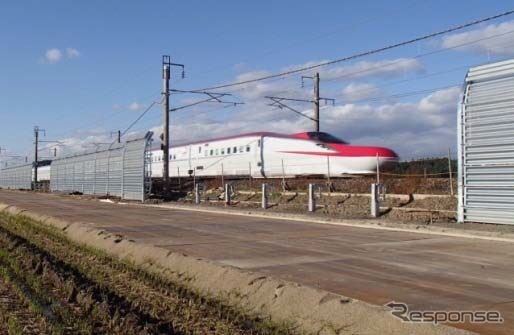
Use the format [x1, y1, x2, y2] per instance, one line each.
[33, 126, 45, 189]
[162, 57, 171, 194]
[314, 72, 320, 132]
[161, 55, 184, 194]
[302, 72, 322, 132]
[267, 72, 333, 132]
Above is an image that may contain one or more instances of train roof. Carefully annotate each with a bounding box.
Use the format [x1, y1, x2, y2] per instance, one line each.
[158, 131, 349, 149]
[168, 132, 294, 148]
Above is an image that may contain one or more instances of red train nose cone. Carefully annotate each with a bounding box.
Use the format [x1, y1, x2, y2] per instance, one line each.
[372, 147, 398, 159]
[328, 144, 398, 158]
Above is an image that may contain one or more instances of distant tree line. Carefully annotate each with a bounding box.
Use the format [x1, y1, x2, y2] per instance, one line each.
[384, 157, 457, 177]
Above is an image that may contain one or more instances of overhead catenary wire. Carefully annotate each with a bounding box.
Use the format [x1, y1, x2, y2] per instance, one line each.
[118, 97, 164, 140]
[192, 9, 514, 92]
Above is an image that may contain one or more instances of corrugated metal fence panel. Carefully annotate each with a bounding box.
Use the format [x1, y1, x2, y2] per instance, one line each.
[0, 163, 33, 190]
[94, 151, 109, 196]
[50, 132, 152, 201]
[122, 135, 148, 201]
[108, 155, 123, 197]
[460, 59, 514, 225]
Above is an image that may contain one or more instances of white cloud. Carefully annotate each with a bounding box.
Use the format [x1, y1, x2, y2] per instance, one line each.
[150, 86, 462, 158]
[341, 83, 382, 102]
[441, 20, 514, 56]
[321, 86, 462, 156]
[42, 47, 80, 64]
[112, 102, 146, 112]
[46, 129, 110, 156]
[45, 48, 63, 64]
[66, 48, 80, 58]
[128, 102, 144, 112]
[61, 87, 461, 159]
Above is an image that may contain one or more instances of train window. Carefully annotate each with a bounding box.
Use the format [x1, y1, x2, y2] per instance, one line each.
[173, 154, 176, 160]
[233, 146, 237, 153]
[221, 149, 225, 155]
[198, 146, 202, 153]
[239, 146, 244, 153]
[246, 146, 250, 152]
[227, 148, 231, 154]
[257, 140, 261, 147]
[210, 149, 213, 156]
[215, 149, 219, 155]
[307, 132, 347, 144]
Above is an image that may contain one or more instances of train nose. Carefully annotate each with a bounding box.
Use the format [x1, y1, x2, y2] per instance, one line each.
[372, 147, 398, 159]
[329, 144, 398, 159]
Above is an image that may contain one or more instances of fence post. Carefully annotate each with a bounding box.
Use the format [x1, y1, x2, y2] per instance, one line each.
[371, 183, 380, 218]
[326, 155, 332, 195]
[376, 153, 380, 184]
[195, 183, 201, 204]
[224, 183, 231, 205]
[262, 183, 268, 209]
[308, 183, 315, 212]
[281, 159, 286, 192]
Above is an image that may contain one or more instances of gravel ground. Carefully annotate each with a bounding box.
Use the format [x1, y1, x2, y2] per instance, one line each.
[200, 176, 456, 195]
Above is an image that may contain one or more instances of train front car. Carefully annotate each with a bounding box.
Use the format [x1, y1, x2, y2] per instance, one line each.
[290, 132, 398, 175]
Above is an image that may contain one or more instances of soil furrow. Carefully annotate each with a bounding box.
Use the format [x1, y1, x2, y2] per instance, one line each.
[0, 213, 297, 335]
[0, 267, 52, 334]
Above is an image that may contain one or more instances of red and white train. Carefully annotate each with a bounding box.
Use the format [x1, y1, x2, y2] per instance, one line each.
[150, 131, 398, 178]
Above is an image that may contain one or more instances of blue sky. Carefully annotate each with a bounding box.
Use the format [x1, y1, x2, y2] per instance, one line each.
[2, 0, 514, 163]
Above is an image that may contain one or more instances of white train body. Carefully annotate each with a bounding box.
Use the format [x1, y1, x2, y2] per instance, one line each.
[149, 132, 398, 178]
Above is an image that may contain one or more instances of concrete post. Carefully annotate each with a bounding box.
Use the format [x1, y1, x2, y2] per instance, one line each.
[371, 183, 380, 218]
[308, 183, 315, 212]
[195, 183, 200, 204]
[224, 183, 231, 205]
[261, 183, 268, 209]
